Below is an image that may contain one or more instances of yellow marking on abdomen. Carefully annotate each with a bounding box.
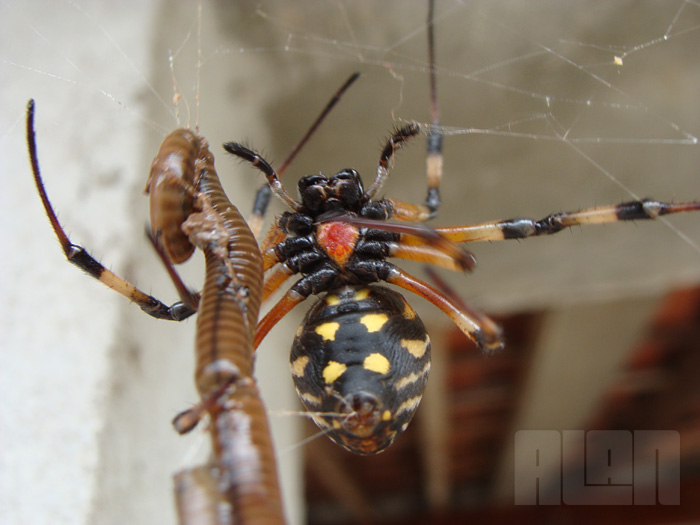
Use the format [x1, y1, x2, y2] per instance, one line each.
[315, 321, 340, 341]
[402, 301, 417, 319]
[323, 361, 347, 384]
[325, 294, 340, 306]
[394, 362, 431, 390]
[382, 410, 392, 421]
[354, 288, 370, 301]
[290, 356, 310, 378]
[363, 353, 390, 375]
[395, 395, 422, 417]
[401, 336, 430, 359]
[298, 391, 322, 407]
[360, 313, 389, 333]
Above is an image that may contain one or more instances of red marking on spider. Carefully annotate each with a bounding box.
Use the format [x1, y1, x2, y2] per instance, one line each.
[316, 221, 360, 267]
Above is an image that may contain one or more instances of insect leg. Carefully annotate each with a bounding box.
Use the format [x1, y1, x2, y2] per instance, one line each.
[26, 100, 195, 321]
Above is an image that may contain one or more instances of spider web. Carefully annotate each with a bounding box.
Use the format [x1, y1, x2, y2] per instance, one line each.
[2, 2, 700, 524]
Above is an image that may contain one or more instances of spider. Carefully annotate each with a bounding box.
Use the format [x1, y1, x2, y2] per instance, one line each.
[218, 4, 700, 453]
[28, 1, 700, 457]
[222, 115, 497, 455]
[223, 108, 700, 456]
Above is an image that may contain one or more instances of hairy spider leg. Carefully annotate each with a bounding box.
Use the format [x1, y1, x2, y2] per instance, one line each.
[326, 214, 476, 272]
[223, 142, 300, 211]
[366, 124, 421, 200]
[422, 200, 700, 244]
[385, 266, 503, 352]
[246, 72, 361, 238]
[425, 0, 443, 218]
[27, 99, 196, 321]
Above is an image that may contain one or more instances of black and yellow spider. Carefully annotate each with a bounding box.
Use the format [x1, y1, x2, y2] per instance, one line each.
[223, 108, 700, 454]
[29, 1, 700, 457]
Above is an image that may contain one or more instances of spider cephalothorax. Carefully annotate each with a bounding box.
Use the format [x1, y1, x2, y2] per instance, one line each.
[296, 169, 366, 214]
[270, 168, 414, 290]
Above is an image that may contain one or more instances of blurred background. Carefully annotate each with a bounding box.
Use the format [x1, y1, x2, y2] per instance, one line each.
[3, 1, 700, 523]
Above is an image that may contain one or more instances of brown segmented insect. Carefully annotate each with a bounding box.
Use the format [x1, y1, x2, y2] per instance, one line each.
[154, 128, 284, 523]
[27, 103, 285, 523]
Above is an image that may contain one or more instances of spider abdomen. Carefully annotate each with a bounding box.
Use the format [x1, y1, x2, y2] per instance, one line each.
[290, 285, 431, 454]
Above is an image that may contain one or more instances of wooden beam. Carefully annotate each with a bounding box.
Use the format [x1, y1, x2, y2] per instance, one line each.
[417, 329, 451, 509]
[490, 296, 659, 502]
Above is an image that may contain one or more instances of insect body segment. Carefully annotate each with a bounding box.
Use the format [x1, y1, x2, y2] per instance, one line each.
[166, 129, 264, 395]
[290, 285, 431, 454]
[146, 129, 201, 264]
[151, 130, 283, 523]
[26, 100, 198, 322]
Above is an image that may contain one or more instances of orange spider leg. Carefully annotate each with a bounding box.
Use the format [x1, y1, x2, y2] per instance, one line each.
[254, 289, 306, 350]
[384, 197, 434, 223]
[387, 242, 463, 272]
[262, 264, 295, 302]
[386, 267, 503, 352]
